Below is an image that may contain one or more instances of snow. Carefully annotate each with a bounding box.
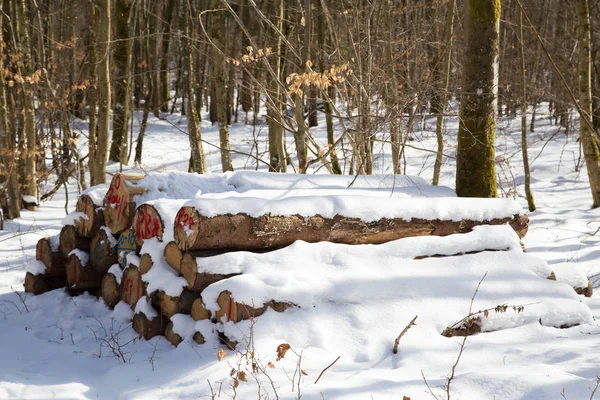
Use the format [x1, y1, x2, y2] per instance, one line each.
[62, 211, 86, 226]
[1, 103, 599, 400]
[108, 264, 123, 284]
[25, 260, 46, 276]
[142, 199, 187, 242]
[184, 195, 524, 221]
[81, 184, 109, 206]
[140, 238, 187, 297]
[134, 296, 158, 319]
[68, 249, 89, 266]
[21, 195, 38, 204]
[100, 226, 118, 247]
[170, 314, 196, 340]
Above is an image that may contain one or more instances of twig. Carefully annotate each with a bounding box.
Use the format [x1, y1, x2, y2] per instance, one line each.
[591, 376, 600, 400]
[393, 315, 418, 354]
[314, 356, 340, 384]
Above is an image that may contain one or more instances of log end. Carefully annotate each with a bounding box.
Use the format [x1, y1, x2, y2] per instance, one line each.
[101, 272, 121, 308]
[164, 321, 183, 347]
[174, 207, 200, 251]
[132, 312, 167, 340]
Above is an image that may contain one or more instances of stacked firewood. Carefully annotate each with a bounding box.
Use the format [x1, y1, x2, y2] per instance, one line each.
[26, 171, 569, 347]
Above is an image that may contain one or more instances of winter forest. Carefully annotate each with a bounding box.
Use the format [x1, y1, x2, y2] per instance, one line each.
[2, 0, 600, 399]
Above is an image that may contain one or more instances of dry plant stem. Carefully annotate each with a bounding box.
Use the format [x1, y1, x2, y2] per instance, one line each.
[591, 376, 600, 400]
[393, 315, 418, 354]
[314, 355, 340, 385]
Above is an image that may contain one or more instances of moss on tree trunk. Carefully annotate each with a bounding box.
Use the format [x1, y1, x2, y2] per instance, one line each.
[456, 0, 500, 198]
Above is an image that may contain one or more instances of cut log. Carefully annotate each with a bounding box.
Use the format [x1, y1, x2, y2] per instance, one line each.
[75, 194, 106, 238]
[164, 242, 237, 275]
[153, 289, 201, 318]
[180, 253, 240, 291]
[164, 321, 183, 346]
[116, 228, 138, 268]
[132, 204, 165, 246]
[214, 290, 295, 323]
[36, 237, 66, 277]
[164, 241, 183, 274]
[193, 331, 205, 344]
[89, 228, 118, 273]
[101, 271, 121, 308]
[24, 272, 64, 295]
[139, 253, 154, 275]
[191, 297, 211, 321]
[174, 207, 530, 251]
[59, 224, 91, 258]
[121, 266, 145, 308]
[66, 251, 103, 291]
[132, 312, 167, 340]
[103, 173, 147, 234]
[575, 280, 593, 297]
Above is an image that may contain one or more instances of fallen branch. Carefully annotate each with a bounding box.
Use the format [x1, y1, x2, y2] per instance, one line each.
[314, 355, 340, 385]
[393, 315, 418, 354]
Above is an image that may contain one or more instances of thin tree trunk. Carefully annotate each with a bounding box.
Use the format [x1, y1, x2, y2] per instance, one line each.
[518, 3, 536, 211]
[432, 0, 456, 185]
[88, 2, 97, 185]
[94, 0, 111, 185]
[577, 0, 600, 207]
[267, 0, 286, 172]
[159, 0, 175, 113]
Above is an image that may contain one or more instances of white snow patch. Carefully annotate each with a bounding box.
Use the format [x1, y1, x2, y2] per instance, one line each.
[67, 249, 89, 266]
[107, 264, 123, 284]
[25, 260, 46, 276]
[170, 314, 196, 340]
[112, 301, 134, 321]
[81, 184, 109, 206]
[140, 238, 187, 297]
[134, 296, 158, 319]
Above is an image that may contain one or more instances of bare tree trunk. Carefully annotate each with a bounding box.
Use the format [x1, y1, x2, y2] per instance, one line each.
[577, 0, 600, 207]
[160, 0, 175, 113]
[432, 0, 456, 185]
[16, 0, 38, 201]
[210, 2, 233, 172]
[518, 3, 536, 211]
[88, 2, 97, 185]
[182, 0, 206, 174]
[93, 0, 111, 185]
[267, 0, 286, 172]
[0, 11, 21, 218]
[456, 0, 500, 198]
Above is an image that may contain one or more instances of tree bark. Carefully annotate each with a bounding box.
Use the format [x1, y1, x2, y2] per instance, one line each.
[267, 0, 286, 172]
[93, 0, 111, 185]
[456, 0, 500, 197]
[577, 0, 600, 207]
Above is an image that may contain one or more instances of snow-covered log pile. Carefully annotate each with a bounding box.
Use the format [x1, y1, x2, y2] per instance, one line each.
[22, 171, 593, 348]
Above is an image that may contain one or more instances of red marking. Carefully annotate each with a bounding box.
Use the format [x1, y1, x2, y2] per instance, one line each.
[113, 174, 121, 190]
[227, 298, 233, 322]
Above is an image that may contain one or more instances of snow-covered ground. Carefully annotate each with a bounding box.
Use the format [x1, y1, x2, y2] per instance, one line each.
[1, 104, 600, 400]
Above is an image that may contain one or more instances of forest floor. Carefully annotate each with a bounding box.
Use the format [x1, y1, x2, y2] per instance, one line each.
[1, 104, 599, 399]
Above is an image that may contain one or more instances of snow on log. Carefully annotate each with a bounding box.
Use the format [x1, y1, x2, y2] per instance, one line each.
[116, 228, 138, 268]
[164, 314, 197, 347]
[191, 298, 211, 321]
[551, 263, 593, 297]
[214, 290, 295, 323]
[66, 250, 103, 291]
[152, 289, 201, 318]
[75, 194, 106, 238]
[121, 265, 146, 308]
[180, 253, 240, 291]
[103, 173, 147, 234]
[132, 296, 167, 340]
[36, 237, 66, 278]
[101, 265, 122, 308]
[89, 228, 118, 273]
[174, 196, 529, 251]
[59, 224, 91, 258]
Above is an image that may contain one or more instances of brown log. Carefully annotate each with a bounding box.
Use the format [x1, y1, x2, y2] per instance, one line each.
[214, 290, 295, 323]
[191, 297, 211, 321]
[24, 272, 64, 295]
[116, 228, 138, 268]
[36, 237, 66, 277]
[132, 312, 167, 340]
[103, 173, 147, 234]
[164, 321, 183, 346]
[59, 224, 91, 258]
[574, 280, 593, 297]
[101, 271, 121, 308]
[90, 229, 119, 273]
[139, 253, 153, 275]
[121, 266, 146, 308]
[174, 207, 530, 251]
[66, 252, 103, 290]
[153, 289, 201, 318]
[180, 253, 240, 291]
[132, 204, 165, 247]
[193, 331, 205, 344]
[164, 241, 183, 274]
[75, 194, 106, 238]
